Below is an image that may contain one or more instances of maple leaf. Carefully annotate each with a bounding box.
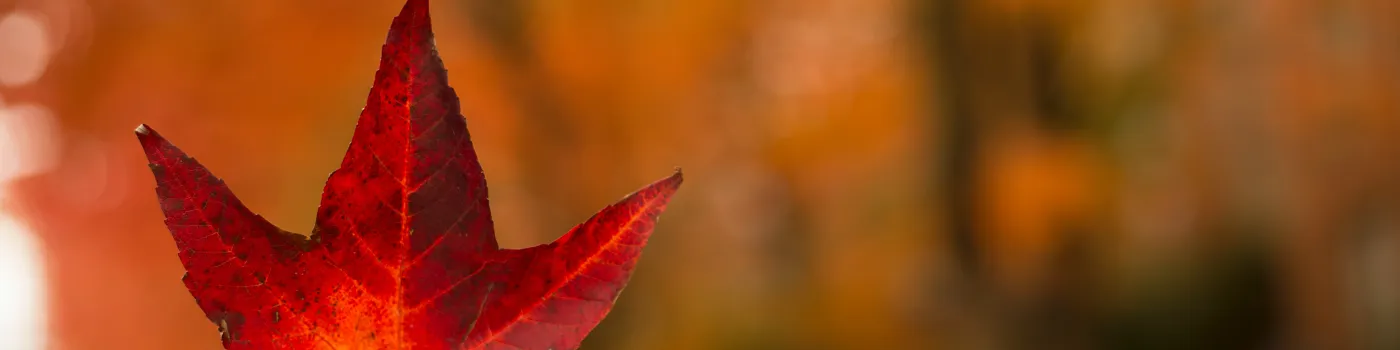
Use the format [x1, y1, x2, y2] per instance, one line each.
[134, 0, 682, 349]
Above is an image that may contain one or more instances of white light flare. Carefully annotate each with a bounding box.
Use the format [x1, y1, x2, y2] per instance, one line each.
[0, 6, 62, 348]
[0, 101, 55, 350]
[0, 97, 54, 350]
[0, 214, 46, 350]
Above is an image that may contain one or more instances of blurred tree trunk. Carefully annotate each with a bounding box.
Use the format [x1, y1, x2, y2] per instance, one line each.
[928, 0, 982, 289]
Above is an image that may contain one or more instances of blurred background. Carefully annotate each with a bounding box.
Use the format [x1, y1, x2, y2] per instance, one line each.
[0, 0, 1397, 349]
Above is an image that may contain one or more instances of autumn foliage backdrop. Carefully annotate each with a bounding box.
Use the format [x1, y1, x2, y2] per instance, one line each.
[0, 0, 1397, 349]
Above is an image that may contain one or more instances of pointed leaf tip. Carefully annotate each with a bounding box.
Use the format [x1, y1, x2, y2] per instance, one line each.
[395, 0, 431, 26]
[134, 124, 169, 154]
[655, 167, 683, 191]
[665, 168, 684, 189]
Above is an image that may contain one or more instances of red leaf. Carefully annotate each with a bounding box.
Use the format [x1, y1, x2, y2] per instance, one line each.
[135, 0, 682, 348]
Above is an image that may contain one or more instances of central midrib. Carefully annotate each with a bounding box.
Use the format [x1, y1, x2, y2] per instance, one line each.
[394, 64, 415, 348]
